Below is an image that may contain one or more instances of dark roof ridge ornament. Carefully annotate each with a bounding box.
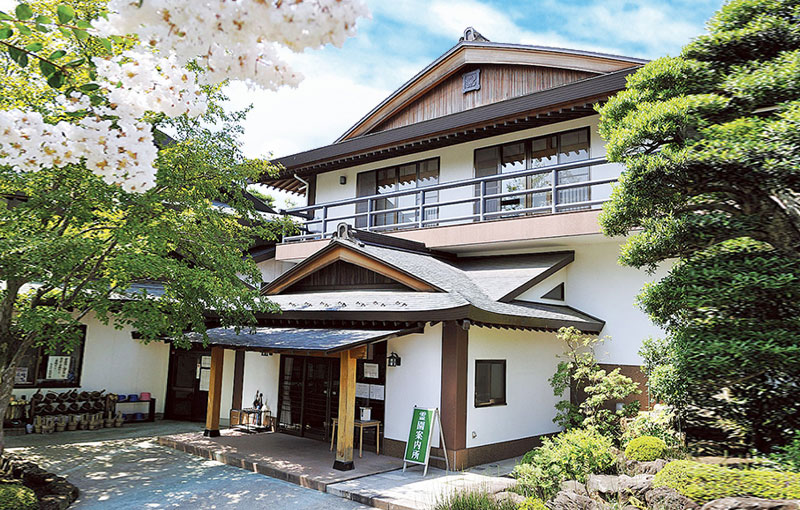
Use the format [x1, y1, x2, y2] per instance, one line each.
[460, 27, 489, 42]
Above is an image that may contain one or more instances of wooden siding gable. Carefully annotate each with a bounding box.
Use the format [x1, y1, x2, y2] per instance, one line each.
[262, 242, 441, 296]
[371, 64, 597, 134]
[337, 43, 645, 142]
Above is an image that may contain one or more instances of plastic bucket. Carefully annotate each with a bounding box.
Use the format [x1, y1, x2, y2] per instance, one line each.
[140, 392, 150, 401]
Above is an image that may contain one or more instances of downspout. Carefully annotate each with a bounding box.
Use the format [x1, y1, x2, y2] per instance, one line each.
[293, 173, 309, 205]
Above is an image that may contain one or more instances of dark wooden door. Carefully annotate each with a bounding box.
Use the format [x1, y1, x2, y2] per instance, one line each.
[277, 355, 339, 440]
[165, 348, 210, 422]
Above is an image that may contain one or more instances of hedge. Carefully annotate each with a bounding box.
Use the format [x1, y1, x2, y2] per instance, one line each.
[653, 460, 800, 504]
[0, 483, 38, 510]
[625, 435, 668, 461]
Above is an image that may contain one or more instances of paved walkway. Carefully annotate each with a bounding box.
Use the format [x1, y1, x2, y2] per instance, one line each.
[6, 423, 370, 509]
[159, 429, 404, 491]
[159, 427, 521, 510]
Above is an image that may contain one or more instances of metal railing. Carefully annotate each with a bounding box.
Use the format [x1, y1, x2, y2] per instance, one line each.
[283, 157, 620, 242]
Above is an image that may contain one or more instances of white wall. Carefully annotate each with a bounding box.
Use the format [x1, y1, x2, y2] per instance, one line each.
[466, 327, 563, 448]
[516, 240, 670, 366]
[256, 258, 294, 283]
[242, 352, 281, 416]
[14, 313, 171, 414]
[385, 323, 442, 445]
[218, 349, 236, 425]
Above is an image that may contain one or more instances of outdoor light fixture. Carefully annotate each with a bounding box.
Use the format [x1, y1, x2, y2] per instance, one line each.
[387, 352, 401, 367]
[339, 175, 347, 185]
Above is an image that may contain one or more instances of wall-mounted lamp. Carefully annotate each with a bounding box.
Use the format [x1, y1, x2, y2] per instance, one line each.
[387, 352, 401, 367]
[339, 175, 347, 185]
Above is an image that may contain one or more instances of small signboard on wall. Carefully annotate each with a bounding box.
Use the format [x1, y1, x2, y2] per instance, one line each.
[355, 382, 370, 399]
[46, 356, 71, 380]
[363, 363, 379, 379]
[403, 407, 449, 476]
[14, 367, 28, 384]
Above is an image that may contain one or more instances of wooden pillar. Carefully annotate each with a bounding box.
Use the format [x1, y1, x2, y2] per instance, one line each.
[441, 321, 468, 468]
[204, 346, 225, 437]
[333, 349, 357, 471]
[231, 350, 245, 411]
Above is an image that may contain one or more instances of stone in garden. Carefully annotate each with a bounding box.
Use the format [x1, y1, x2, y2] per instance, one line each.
[494, 491, 527, 505]
[586, 474, 620, 497]
[548, 490, 610, 510]
[618, 474, 653, 500]
[645, 487, 700, 510]
[700, 498, 800, 510]
[560, 480, 589, 496]
[626, 459, 669, 475]
[639, 459, 669, 474]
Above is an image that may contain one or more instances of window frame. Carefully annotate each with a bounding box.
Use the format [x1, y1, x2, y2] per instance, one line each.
[12, 325, 87, 389]
[472, 127, 591, 214]
[474, 359, 507, 408]
[355, 157, 441, 229]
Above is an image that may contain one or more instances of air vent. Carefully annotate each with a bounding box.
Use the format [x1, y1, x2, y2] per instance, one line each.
[541, 282, 565, 301]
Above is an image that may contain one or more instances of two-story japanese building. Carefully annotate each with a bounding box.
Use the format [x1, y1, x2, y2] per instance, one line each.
[216, 28, 669, 469]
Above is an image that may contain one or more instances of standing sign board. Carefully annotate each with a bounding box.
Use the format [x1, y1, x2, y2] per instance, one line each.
[403, 407, 449, 476]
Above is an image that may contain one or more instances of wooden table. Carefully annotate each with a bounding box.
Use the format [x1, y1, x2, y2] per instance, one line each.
[229, 408, 275, 432]
[330, 418, 381, 457]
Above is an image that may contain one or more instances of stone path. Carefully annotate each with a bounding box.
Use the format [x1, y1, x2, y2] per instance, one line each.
[7, 433, 370, 509]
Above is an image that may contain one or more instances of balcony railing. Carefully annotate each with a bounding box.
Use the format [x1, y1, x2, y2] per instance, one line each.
[283, 157, 621, 243]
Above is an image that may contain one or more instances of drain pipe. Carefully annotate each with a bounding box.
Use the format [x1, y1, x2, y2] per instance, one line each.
[293, 173, 309, 205]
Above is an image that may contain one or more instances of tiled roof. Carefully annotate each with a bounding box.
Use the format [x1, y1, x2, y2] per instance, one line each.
[192, 326, 417, 354]
[258, 234, 604, 332]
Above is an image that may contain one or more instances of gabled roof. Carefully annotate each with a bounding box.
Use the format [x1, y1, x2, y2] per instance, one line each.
[255, 226, 603, 332]
[337, 40, 647, 142]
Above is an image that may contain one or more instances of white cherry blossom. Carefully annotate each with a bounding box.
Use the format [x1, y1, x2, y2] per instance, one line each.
[0, 0, 369, 192]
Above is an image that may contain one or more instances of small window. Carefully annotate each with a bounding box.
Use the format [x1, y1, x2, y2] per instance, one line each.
[475, 359, 506, 407]
[13, 325, 86, 389]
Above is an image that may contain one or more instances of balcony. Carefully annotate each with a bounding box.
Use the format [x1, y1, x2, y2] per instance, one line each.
[283, 157, 621, 243]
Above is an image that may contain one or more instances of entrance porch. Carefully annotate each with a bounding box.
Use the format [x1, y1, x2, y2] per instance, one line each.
[158, 428, 404, 492]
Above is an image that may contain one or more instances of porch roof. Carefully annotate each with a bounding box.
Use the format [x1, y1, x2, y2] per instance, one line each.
[195, 326, 420, 355]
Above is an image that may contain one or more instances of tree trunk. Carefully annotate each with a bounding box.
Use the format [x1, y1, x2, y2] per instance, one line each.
[0, 363, 16, 456]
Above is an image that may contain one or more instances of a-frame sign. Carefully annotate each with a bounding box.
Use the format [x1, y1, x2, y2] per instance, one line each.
[402, 407, 449, 476]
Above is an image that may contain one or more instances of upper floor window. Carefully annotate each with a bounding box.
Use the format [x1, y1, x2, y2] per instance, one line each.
[355, 158, 440, 228]
[474, 127, 590, 213]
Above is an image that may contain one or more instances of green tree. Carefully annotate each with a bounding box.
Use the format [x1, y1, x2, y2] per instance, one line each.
[0, 1, 295, 453]
[597, 0, 800, 452]
[550, 327, 640, 440]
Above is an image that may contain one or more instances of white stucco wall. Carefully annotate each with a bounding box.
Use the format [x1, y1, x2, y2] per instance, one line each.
[14, 313, 171, 414]
[256, 258, 294, 284]
[466, 327, 563, 448]
[241, 352, 281, 416]
[384, 323, 442, 446]
[516, 240, 670, 366]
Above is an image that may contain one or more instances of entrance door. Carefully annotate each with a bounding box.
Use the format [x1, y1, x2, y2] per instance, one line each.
[277, 356, 339, 440]
[165, 348, 210, 422]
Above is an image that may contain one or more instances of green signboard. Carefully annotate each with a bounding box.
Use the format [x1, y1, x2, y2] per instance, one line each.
[404, 407, 434, 465]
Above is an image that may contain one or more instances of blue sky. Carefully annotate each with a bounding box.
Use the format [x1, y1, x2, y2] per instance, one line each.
[227, 0, 725, 169]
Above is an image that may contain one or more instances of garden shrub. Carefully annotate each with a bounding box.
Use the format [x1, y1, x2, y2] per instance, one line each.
[518, 497, 547, 510]
[769, 430, 800, 472]
[653, 460, 800, 504]
[432, 490, 517, 510]
[513, 428, 616, 500]
[625, 436, 668, 461]
[0, 483, 37, 510]
[621, 405, 682, 448]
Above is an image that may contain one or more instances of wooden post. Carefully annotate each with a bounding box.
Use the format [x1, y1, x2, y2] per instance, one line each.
[333, 349, 357, 471]
[441, 321, 468, 469]
[204, 346, 224, 437]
